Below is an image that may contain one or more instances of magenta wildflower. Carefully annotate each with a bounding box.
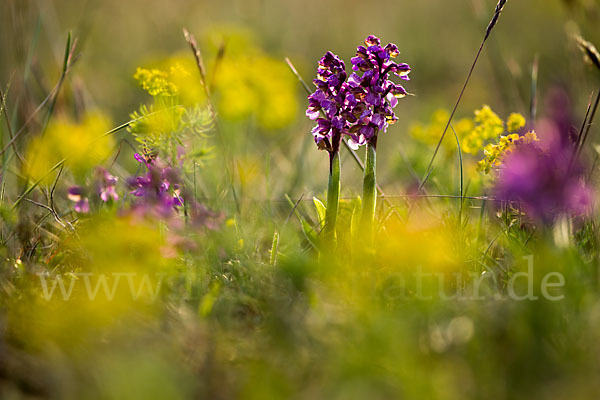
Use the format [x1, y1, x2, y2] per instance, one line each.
[67, 186, 90, 213]
[495, 133, 594, 223]
[97, 168, 119, 202]
[128, 154, 183, 216]
[188, 200, 225, 230]
[134, 152, 147, 164]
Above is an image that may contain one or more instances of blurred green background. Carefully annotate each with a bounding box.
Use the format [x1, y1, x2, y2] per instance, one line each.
[2, 0, 599, 113]
[2, 0, 599, 200]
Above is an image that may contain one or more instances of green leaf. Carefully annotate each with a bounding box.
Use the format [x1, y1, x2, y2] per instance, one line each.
[269, 230, 279, 266]
[450, 124, 464, 219]
[313, 197, 327, 230]
[350, 196, 362, 239]
[199, 282, 221, 317]
[285, 194, 318, 249]
[188, 146, 215, 160]
[378, 206, 396, 233]
[300, 218, 319, 249]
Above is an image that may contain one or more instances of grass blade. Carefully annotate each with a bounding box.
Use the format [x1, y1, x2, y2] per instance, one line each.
[450, 124, 464, 219]
[416, 0, 510, 195]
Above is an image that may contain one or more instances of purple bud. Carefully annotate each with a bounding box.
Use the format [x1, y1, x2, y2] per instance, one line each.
[134, 153, 145, 164]
[74, 198, 90, 213]
[385, 43, 400, 58]
[365, 35, 381, 46]
[68, 186, 85, 201]
[391, 84, 408, 98]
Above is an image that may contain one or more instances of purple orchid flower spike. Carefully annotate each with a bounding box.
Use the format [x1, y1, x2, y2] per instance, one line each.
[305, 51, 352, 243]
[306, 51, 349, 153]
[345, 35, 411, 148]
[305, 39, 410, 151]
[304, 36, 411, 245]
[348, 35, 412, 243]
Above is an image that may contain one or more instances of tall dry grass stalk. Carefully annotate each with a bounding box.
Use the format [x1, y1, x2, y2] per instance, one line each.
[183, 28, 210, 101]
[416, 0, 509, 196]
[183, 28, 241, 213]
[574, 35, 600, 163]
[576, 35, 600, 71]
[485, 0, 507, 41]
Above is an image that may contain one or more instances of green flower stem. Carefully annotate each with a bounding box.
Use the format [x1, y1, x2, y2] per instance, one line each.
[360, 142, 377, 242]
[324, 150, 341, 243]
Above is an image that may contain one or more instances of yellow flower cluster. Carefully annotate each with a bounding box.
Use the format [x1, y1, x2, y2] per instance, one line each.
[461, 105, 504, 154]
[130, 62, 214, 165]
[410, 106, 528, 158]
[409, 109, 474, 153]
[506, 112, 526, 133]
[133, 67, 180, 97]
[132, 28, 298, 132]
[25, 112, 114, 182]
[477, 131, 539, 174]
[210, 30, 297, 131]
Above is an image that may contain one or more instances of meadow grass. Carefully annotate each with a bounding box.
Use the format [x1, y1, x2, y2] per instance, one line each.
[1, 1, 600, 399]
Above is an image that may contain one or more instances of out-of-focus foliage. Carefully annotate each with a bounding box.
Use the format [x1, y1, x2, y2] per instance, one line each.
[207, 27, 298, 130]
[132, 27, 298, 133]
[25, 112, 113, 182]
[410, 109, 475, 153]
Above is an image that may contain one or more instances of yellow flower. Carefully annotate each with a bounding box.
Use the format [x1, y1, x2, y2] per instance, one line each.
[134, 67, 178, 97]
[133, 28, 298, 132]
[410, 109, 473, 154]
[474, 105, 504, 139]
[161, 55, 206, 106]
[477, 130, 539, 174]
[461, 105, 504, 154]
[25, 112, 114, 182]
[506, 112, 526, 133]
[213, 50, 297, 131]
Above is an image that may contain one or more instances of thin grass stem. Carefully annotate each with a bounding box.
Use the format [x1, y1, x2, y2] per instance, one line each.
[416, 0, 509, 196]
